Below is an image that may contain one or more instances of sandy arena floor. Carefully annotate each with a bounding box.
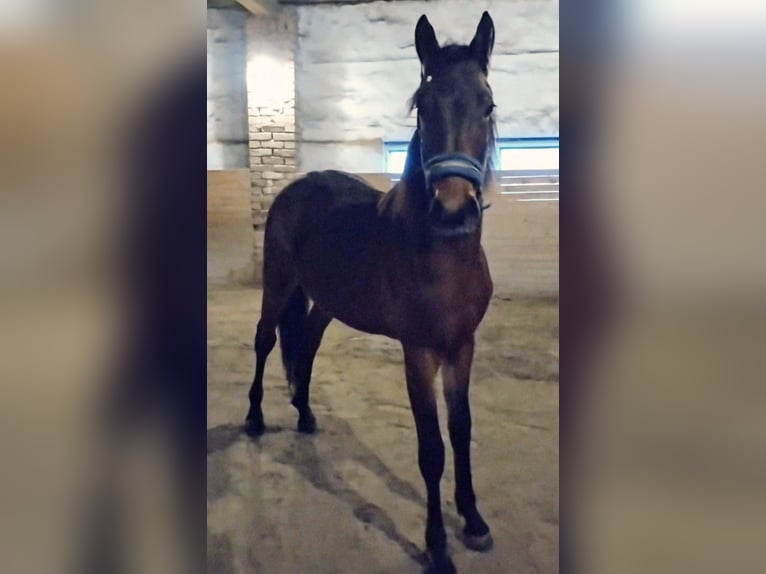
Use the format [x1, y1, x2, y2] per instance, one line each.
[208, 287, 558, 574]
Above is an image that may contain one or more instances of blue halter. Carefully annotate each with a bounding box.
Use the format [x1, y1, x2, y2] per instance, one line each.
[422, 153, 486, 191]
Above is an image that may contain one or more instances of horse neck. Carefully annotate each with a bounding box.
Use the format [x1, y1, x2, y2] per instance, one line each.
[401, 130, 426, 193]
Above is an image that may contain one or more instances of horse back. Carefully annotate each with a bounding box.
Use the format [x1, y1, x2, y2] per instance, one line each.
[265, 170, 395, 332]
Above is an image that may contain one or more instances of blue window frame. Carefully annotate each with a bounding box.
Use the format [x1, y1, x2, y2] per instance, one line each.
[384, 137, 559, 175]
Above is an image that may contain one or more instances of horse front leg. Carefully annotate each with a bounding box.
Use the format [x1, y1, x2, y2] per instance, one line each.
[403, 345, 455, 574]
[442, 337, 492, 551]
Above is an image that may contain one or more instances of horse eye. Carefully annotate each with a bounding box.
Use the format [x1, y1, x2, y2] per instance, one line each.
[484, 103, 496, 118]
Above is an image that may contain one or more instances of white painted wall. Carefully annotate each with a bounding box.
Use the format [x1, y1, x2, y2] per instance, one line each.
[295, 0, 559, 172]
[208, 8, 249, 169]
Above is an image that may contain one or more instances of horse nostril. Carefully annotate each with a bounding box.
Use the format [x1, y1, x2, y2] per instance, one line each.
[427, 197, 438, 218]
[469, 195, 482, 219]
[428, 196, 480, 231]
[429, 200, 461, 225]
[462, 198, 482, 228]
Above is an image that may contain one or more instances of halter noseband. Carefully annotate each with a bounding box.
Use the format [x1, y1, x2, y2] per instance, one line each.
[422, 153, 486, 191]
[422, 152, 491, 214]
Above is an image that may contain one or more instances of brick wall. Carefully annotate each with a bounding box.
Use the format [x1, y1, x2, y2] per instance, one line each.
[246, 9, 299, 280]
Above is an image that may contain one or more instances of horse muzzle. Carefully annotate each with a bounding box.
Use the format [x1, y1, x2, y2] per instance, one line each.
[423, 153, 486, 237]
[427, 179, 483, 237]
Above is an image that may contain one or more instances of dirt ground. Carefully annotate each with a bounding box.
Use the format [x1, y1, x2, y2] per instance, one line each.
[208, 287, 558, 574]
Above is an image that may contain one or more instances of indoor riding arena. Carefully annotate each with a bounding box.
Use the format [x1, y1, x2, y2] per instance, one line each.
[207, 1, 558, 572]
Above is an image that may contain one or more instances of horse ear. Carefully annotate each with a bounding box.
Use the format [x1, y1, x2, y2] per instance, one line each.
[470, 11, 495, 73]
[415, 15, 440, 70]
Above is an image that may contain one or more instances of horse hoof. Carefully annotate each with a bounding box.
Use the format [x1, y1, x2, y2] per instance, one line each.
[244, 416, 265, 436]
[297, 412, 316, 434]
[422, 554, 456, 574]
[462, 530, 493, 552]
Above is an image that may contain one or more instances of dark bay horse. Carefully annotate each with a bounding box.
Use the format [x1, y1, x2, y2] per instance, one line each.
[246, 12, 497, 573]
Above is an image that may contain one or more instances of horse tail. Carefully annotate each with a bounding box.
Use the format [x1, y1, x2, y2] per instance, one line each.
[278, 286, 308, 391]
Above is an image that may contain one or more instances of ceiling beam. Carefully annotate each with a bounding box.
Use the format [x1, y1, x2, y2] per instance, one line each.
[279, 0, 400, 4]
[235, 0, 278, 15]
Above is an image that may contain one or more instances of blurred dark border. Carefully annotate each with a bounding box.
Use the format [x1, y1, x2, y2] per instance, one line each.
[126, 47, 207, 537]
[559, 2, 612, 572]
[81, 51, 208, 574]
[121, 52, 208, 465]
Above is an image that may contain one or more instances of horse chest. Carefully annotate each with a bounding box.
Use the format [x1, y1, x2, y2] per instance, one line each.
[395, 265, 491, 350]
[431, 278, 488, 325]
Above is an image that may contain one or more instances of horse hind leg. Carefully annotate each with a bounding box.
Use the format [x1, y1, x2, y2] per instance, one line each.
[289, 304, 331, 434]
[244, 258, 298, 436]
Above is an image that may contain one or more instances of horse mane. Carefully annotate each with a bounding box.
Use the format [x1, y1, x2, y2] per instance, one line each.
[377, 131, 427, 224]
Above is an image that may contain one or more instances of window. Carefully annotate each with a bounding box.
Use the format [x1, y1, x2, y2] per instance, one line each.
[496, 138, 559, 202]
[498, 137, 559, 172]
[384, 137, 559, 176]
[384, 142, 409, 174]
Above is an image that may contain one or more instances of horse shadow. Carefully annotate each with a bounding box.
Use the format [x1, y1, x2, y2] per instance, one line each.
[207, 414, 464, 572]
